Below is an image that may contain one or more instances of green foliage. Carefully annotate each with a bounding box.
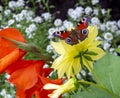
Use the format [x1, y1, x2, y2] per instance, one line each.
[73, 53, 120, 98]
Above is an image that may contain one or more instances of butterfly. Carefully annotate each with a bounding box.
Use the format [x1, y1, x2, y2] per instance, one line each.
[53, 17, 89, 45]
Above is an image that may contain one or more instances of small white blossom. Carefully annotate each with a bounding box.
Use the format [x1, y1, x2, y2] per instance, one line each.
[13, 13, 24, 22]
[0, 15, 2, 21]
[101, 9, 106, 15]
[104, 32, 113, 41]
[33, 16, 43, 23]
[16, 0, 25, 7]
[8, 1, 16, 10]
[48, 27, 57, 39]
[93, 9, 99, 16]
[5, 73, 10, 79]
[116, 30, 120, 36]
[102, 41, 111, 50]
[29, 24, 37, 31]
[91, 17, 100, 25]
[56, 26, 65, 31]
[8, 19, 15, 26]
[46, 44, 53, 53]
[63, 20, 73, 29]
[117, 20, 120, 28]
[54, 18, 62, 27]
[75, 6, 84, 16]
[85, 6, 92, 15]
[67, 8, 78, 20]
[41, 12, 51, 21]
[99, 23, 106, 31]
[4, 9, 11, 16]
[0, 5, 3, 11]
[91, 0, 99, 5]
[95, 36, 103, 41]
[16, 24, 22, 28]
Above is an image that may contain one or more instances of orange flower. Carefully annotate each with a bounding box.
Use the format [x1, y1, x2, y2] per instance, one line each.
[0, 28, 26, 74]
[7, 60, 62, 98]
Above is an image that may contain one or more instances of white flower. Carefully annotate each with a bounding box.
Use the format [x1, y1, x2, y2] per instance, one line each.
[102, 41, 111, 50]
[93, 9, 99, 16]
[8, 19, 15, 26]
[0, 15, 2, 21]
[48, 27, 57, 39]
[46, 44, 54, 53]
[29, 24, 37, 31]
[85, 6, 92, 15]
[16, 0, 25, 7]
[101, 9, 106, 15]
[13, 13, 24, 22]
[0, 5, 3, 11]
[0, 89, 6, 96]
[54, 19, 62, 27]
[99, 23, 106, 31]
[67, 8, 78, 20]
[104, 32, 113, 41]
[56, 26, 65, 31]
[16, 24, 22, 28]
[5, 73, 10, 79]
[33, 16, 43, 23]
[91, 17, 100, 25]
[63, 20, 73, 29]
[4, 9, 11, 16]
[68, 7, 84, 20]
[41, 12, 52, 21]
[75, 6, 84, 16]
[95, 36, 103, 41]
[36, 0, 41, 2]
[117, 20, 120, 28]
[116, 30, 120, 36]
[91, 0, 99, 5]
[111, 25, 118, 32]
[110, 48, 114, 52]
[8, 1, 16, 10]
[106, 21, 118, 32]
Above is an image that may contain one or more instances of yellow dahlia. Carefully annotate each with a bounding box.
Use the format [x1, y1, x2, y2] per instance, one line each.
[51, 26, 105, 79]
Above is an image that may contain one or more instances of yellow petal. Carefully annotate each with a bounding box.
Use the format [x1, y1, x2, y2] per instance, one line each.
[88, 47, 105, 60]
[84, 26, 98, 46]
[51, 41, 65, 55]
[83, 58, 93, 72]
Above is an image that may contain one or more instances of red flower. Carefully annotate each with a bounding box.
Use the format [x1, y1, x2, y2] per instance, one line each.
[7, 60, 62, 98]
[0, 28, 26, 74]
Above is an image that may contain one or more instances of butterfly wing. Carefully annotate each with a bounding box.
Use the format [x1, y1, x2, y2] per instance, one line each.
[76, 17, 89, 30]
[77, 29, 88, 41]
[53, 31, 70, 39]
[65, 30, 79, 45]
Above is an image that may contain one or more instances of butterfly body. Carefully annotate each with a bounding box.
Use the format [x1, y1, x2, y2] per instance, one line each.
[53, 17, 89, 45]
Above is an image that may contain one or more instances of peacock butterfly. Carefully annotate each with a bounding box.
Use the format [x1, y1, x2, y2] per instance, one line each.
[53, 17, 89, 45]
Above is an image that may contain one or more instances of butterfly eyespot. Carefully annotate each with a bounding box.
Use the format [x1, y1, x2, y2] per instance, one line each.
[66, 38, 71, 42]
[82, 29, 88, 35]
[57, 32, 59, 34]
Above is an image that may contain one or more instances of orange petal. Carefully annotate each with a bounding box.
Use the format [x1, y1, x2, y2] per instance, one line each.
[0, 28, 26, 58]
[8, 60, 45, 90]
[0, 49, 26, 74]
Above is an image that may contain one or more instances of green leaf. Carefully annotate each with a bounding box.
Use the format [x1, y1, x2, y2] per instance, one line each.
[92, 53, 120, 97]
[86, 51, 98, 56]
[72, 53, 120, 98]
[115, 48, 120, 54]
[83, 55, 93, 61]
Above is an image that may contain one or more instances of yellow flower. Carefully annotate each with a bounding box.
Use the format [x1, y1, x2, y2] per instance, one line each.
[51, 26, 105, 79]
[43, 78, 77, 98]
